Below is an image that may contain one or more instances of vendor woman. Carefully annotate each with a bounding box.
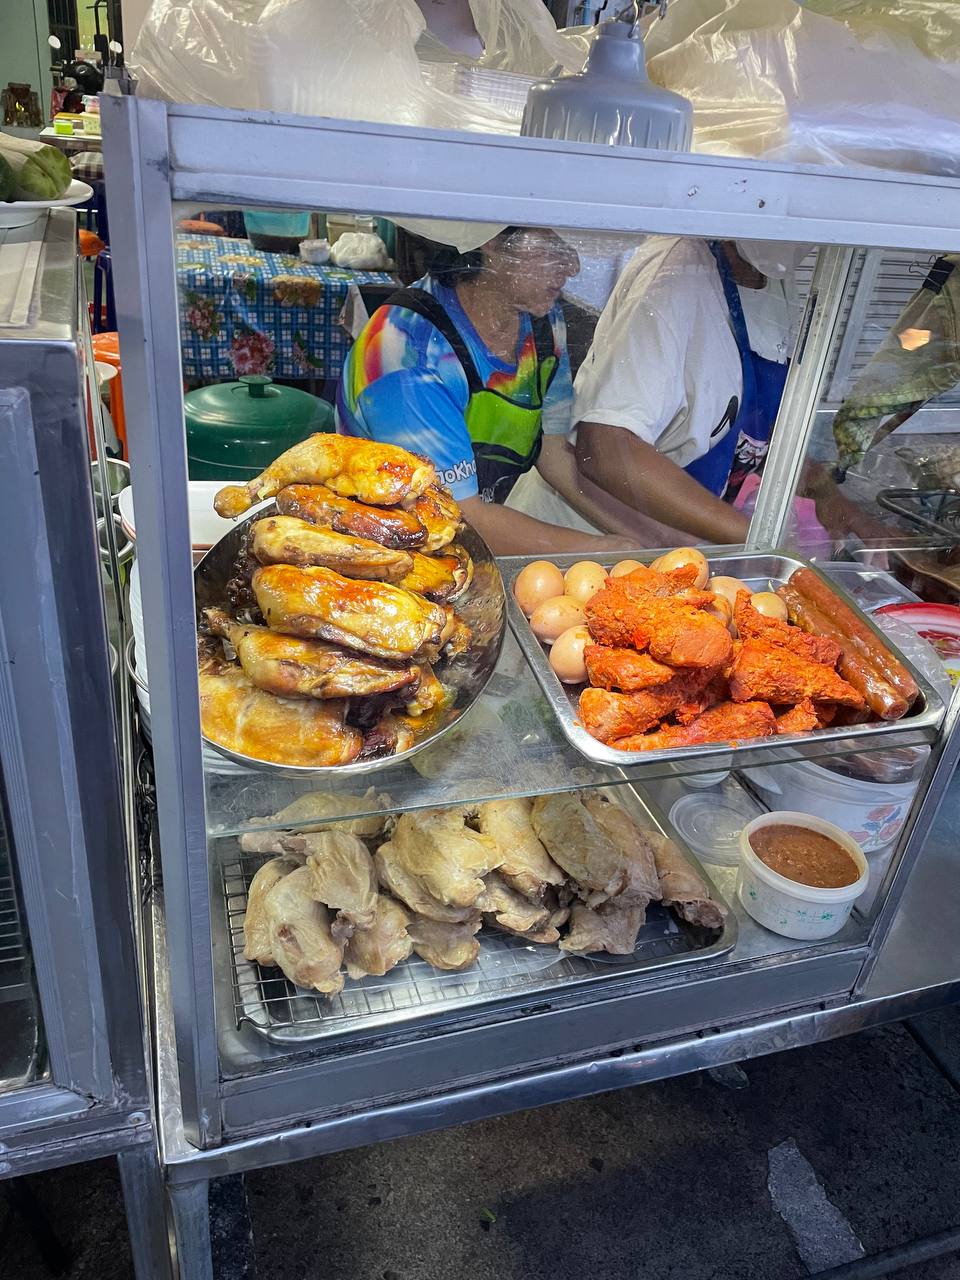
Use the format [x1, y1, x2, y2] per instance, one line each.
[336, 226, 641, 556]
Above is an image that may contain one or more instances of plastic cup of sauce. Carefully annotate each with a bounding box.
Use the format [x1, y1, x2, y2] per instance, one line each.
[737, 811, 868, 941]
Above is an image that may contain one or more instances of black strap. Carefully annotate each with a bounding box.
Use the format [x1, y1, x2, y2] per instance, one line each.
[922, 256, 957, 296]
[383, 285, 557, 400]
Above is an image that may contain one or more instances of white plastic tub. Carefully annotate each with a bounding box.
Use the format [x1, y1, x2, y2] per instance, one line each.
[737, 812, 869, 941]
[742, 755, 923, 853]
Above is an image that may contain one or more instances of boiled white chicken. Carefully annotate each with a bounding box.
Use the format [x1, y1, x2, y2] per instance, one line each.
[262, 865, 346, 995]
[289, 830, 378, 932]
[407, 915, 482, 971]
[238, 789, 391, 853]
[475, 798, 565, 900]
[242, 856, 300, 965]
[374, 844, 481, 923]
[343, 895, 413, 979]
[477, 872, 551, 936]
[560, 900, 648, 956]
[530, 793, 627, 904]
[378, 809, 502, 909]
[581, 794, 661, 908]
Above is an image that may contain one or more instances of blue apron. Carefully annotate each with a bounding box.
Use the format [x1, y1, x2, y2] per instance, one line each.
[684, 244, 789, 500]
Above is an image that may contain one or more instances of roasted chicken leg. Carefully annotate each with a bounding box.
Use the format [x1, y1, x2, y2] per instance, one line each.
[276, 485, 428, 551]
[214, 434, 436, 517]
[252, 564, 451, 662]
[251, 515, 413, 581]
[205, 607, 418, 701]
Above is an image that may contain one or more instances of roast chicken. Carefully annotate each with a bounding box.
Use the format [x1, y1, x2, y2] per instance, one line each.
[410, 484, 462, 553]
[251, 515, 413, 580]
[251, 563, 455, 662]
[205, 608, 419, 701]
[213, 433, 436, 517]
[396, 545, 473, 603]
[198, 649, 363, 767]
[276, 485, 428, 551]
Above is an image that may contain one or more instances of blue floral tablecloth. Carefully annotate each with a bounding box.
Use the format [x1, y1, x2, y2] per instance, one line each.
[176, 234, 395, 380]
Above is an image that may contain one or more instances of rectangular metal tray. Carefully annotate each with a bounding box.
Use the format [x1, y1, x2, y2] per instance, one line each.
[221, 782, 736, 1047]
[501, 550, 945, 769]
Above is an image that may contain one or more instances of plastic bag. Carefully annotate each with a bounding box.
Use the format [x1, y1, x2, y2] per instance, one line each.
[131, 0, 519, 130]
[329, 232, 391, 270]
[640, 0, 960, 176]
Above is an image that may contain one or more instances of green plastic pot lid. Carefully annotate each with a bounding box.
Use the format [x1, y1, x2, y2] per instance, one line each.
[185, 375, 327, 432]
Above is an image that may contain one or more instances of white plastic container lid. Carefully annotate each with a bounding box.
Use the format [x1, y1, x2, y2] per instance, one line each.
[669, 790, 759, 867]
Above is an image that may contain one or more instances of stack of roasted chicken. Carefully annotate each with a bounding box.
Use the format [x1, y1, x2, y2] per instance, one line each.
[241, 789, 727, 994]
[199, 435, 476, 767]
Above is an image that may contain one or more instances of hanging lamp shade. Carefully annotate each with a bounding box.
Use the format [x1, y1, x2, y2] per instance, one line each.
[521, 19, 692, 153]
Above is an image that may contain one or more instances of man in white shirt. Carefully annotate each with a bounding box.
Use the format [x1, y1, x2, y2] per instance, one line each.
[508, 235, 795, 545]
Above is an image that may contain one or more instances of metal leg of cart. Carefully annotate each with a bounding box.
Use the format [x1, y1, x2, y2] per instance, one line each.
[118, 1143, 177, 1280]
[168, 1175, 214, 1280]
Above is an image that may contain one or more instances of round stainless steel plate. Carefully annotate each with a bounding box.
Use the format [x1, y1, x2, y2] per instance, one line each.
[193, 510, 505, 776]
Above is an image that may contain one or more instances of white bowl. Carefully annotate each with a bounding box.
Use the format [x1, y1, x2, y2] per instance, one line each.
[737, 811, 868, 941]
[117, 480, 268, 552]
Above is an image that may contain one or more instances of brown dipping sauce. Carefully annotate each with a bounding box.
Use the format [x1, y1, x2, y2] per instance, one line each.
[749, 824, 861, 889]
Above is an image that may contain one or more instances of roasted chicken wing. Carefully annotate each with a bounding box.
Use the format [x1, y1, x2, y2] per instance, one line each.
[730, 640, 865, 709]
[475, 797, 566, 899]
[243, 856, 300, 965]
[276, 485, 427, 550]
[407, 914, 482, 971]
[615, 700, 778, 752]
[411, 484, 462, 553]
[198, 656, 363, 767]
[396, 544, 473, 603]
[262, 866, 345, 994]
[343, 895, 413, 979]
[205, 608, 418, 701]
[251, 515, 413, 580]
[214, 434, 436, 517]
[252, 564, 449, 662]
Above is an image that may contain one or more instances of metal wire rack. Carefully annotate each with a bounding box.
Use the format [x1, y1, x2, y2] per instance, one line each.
[0, 849, 30, 1001]
[223, 844, 735, 1047]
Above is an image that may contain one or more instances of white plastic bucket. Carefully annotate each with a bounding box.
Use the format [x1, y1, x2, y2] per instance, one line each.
[742, 756, 921, 853]
[737, 811, 869, 941]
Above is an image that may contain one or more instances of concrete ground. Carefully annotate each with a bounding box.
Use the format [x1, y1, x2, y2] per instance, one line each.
[4, 1012, 960, 1279]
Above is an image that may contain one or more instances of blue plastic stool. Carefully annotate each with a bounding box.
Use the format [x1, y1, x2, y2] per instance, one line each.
[79, 179, 109, 244]
[92, 250, 116, 334]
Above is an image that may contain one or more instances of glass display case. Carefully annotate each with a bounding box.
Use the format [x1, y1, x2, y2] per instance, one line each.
[103, 96, 960, 1280]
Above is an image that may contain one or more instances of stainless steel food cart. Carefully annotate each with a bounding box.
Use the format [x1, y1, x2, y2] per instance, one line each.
[0, 209, 167, 1276]
[102, 94, 960, 1280]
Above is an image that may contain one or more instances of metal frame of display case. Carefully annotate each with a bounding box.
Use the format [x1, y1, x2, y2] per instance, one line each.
[103, 96, 960, 1279]
[0, 211, 170, 1278]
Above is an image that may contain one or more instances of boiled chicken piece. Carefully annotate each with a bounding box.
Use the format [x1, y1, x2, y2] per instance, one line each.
[475, 797, 565, 899]
[477, 871, 551, 935]
[560, 900, 648, 956]
[276, 484, 428, 551]
[410, 484, 462, 553]
[343, 895, 413, 979]
[396, 544, 473, 603]
[242, 856, 300, 965]
[252, 564, 452, 662]
[238, 788, 391, 853]
[205, 608, 419, 701]
[530, 793, 627, 904]
[374, 845, 480, 923]
[581, 795, 662, 907]
[649, 833, 728, 931]
[198, 654, 363, 767]
[251, 515, 414, 580]
[287, 830, 378, 931]
[213, 433, 436, 517]
[262, 866, 345, 994]
[378, 809, 502, 909]
[407, 914, 482, 971]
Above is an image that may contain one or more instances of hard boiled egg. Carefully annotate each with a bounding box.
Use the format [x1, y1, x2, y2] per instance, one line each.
[751, 591, 788, 621]
[548, 624, 592, 684]
[610, 559, 644, 578]
[651, 547, 710, 588]
[529, 595, 586, 644]
[513, 560, 564, 617]
[708, 575, 748, 607]
[564, 560, 608, 605]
